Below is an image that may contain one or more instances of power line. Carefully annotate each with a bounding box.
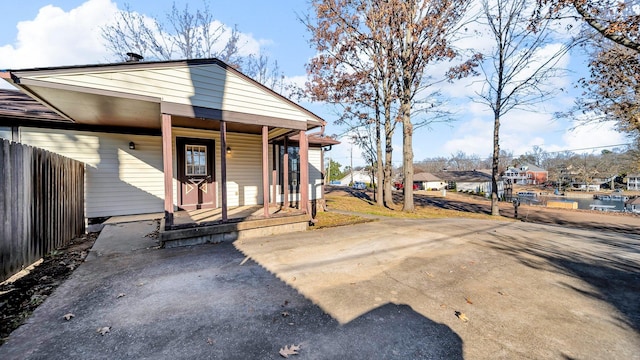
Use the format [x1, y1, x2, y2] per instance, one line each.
[330, 142, 634, 165]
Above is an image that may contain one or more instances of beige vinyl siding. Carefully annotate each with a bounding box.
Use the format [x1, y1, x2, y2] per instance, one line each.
[272, 144, 324, 203]
[30, 64, 309, 123]
[19, 128, 164, 217]
[309, 148, 323, 200]
[171, 128, 265, 207]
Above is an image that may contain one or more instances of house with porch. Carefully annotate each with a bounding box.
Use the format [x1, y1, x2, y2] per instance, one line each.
[502, 164, 548, 185]
[1, 58, 338, 246]
[435, 170, 504, 198]
[627, 174, 640, 191]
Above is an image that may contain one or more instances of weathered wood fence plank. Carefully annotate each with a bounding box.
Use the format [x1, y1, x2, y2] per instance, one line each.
[0, 139, 85, 282]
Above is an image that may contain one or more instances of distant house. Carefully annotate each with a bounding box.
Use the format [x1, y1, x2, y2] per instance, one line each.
[503, 164, 548, 185]
[627, 174, 640, 190]
[625, 197, 640, 214]
[569, 182, 601, 192]
[413, 172, 447, 190]
[336, 170, 376, 186]
[435, 170, 504, 198]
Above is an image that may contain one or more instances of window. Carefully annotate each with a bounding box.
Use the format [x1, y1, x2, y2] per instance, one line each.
[185, 145, 207, 176]
[279, 145, 300, 188]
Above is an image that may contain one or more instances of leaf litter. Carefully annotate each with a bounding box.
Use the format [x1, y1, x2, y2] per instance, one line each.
[279, 344, 301, 358]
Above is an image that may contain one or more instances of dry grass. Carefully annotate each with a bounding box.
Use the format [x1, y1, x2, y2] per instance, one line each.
[311, 211, 373, 230]
[327, 194, 500, 219]
[313, 191, 509, 230]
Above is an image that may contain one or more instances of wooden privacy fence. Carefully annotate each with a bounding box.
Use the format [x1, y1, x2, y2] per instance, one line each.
[0, 139, 85, 282]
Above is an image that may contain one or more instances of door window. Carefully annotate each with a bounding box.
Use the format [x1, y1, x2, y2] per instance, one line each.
[185, 144, 207, 176]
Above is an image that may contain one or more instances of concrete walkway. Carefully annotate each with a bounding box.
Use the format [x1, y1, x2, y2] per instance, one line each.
[0, 217, 638, 359]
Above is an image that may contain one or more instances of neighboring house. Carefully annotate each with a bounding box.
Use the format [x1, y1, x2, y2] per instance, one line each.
[503, 164, 548, 185]
[336, 170, 376, 186]
[435, 170, 504, 198]
[413, 172, 447, 190]
[627, 174, 640, 190]
[1, 58, 338, 243]
[625, 197, 640, 214]
[569, 182, 601, 192]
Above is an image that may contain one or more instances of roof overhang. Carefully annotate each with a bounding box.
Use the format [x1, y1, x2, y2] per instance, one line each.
[2, 58, 326, 132]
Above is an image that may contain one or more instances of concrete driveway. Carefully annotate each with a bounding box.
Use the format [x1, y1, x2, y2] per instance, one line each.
[0, 218, 638, 359]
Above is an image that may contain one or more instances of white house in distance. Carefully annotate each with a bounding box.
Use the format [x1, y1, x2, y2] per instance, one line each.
[1, 58, 339, 245]
[335, 170, 376, 186]
[435, 170, 504, 198]
[627, 174, 640, 190]
[413, 172, 447, 190]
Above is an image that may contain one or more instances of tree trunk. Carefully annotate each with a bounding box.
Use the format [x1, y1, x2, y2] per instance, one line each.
[383, 103, 394, 207]
[491, 111, 501, 216]
[376, 127, 384, 206]
[402, 100, 414, 212]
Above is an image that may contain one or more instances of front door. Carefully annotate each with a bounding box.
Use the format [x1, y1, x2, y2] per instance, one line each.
[177, 137, 216, 210]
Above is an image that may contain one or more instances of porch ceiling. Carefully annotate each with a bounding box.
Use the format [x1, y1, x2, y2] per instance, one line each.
[20, 82, 162, 129]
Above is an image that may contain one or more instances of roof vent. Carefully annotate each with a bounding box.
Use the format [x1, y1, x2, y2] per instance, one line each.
[126, 52, 144, 62]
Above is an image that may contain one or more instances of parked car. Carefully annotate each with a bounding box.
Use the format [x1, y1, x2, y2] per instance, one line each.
[393, 182, 418, 190]
[352, 181, 366, 190]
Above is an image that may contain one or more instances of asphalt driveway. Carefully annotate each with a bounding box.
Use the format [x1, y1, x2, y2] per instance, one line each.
[0, 218, 638, 359]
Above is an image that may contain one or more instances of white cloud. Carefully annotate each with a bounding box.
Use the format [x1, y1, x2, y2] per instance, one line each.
[0, 0, 118, 70]
[0, 0, 270, 90]
[561, 120, 628, 153]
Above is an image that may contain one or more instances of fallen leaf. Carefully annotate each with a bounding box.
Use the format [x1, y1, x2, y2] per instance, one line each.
[465, 297, 473, 304]
[279, 344, 301, 358]
[281, 300, 289, 307]
[96, 326, 111, 335]
[117, 293, 126, 298]
[63, 313, 74, 321]
[455, 311, 469, 322]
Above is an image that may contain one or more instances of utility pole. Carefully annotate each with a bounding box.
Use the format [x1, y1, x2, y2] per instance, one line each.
[350, 144, 353, 185]
[326, 154, 331, 184]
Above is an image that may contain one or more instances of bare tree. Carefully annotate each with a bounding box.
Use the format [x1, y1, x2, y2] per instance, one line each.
[475, 0, 576, 215]
[102, 2, 286, 91]
[306, 0, 475, 212]
[538, 0, 640, 146]
[102, 2, 241, 62]
[305, 0, 399, 208]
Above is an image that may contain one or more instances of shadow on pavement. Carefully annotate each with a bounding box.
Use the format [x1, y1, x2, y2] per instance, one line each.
[0, 243, 462, 359]
[485, 227, 640, 332]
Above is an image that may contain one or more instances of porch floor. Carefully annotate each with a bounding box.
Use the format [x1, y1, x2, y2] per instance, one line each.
[160, 204, 310, 248]
[173, 205, 305, 227]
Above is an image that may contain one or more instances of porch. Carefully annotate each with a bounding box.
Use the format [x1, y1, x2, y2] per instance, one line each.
[160, 205, 309, 248]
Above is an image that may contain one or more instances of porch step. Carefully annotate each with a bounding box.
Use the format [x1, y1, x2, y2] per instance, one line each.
[160, 214, 309, 248]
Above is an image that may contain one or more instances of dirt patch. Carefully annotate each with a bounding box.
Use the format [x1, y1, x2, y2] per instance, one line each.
[0, 233, 98, 345]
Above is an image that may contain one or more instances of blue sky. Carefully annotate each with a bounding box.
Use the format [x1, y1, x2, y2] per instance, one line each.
[0, 0, 630, 169]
